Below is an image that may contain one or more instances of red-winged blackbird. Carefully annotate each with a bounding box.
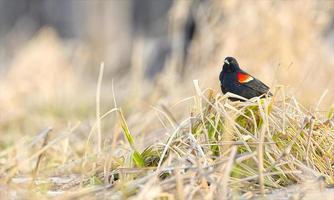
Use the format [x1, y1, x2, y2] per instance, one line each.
[219, 57, 271, 101]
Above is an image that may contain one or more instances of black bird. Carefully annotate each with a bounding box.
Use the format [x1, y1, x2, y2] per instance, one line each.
[219, 57, 271, 101]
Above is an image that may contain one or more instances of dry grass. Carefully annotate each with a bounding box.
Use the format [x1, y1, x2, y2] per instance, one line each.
[0, 81, 333, 199]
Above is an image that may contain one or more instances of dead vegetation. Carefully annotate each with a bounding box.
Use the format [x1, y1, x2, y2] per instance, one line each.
[0, 79, 333, 199]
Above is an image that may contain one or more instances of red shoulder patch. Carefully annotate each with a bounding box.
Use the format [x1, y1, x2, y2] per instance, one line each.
[237, 72, 254, 83]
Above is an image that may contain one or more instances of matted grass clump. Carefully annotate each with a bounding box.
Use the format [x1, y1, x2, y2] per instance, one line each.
[0, 82, 333, 199]
[121, 83, 334, 199]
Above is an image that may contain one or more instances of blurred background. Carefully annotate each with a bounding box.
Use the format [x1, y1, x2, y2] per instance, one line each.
[0, 0, 333, 146]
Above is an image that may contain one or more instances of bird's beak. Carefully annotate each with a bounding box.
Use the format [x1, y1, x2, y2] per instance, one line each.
[224, 60, 229, 65]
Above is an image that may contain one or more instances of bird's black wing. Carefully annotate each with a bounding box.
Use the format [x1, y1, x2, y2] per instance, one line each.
[243, 78, 270, 94]
[238, 71, 270, 95]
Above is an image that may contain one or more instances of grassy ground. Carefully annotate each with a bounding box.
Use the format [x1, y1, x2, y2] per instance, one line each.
[0, 76, 333, 199]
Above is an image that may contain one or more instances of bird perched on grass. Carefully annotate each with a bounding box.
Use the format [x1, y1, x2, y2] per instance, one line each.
[219, 57, 271, 101]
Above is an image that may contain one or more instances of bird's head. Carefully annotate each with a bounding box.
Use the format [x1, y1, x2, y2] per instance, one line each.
[222, 57, 240, 73]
